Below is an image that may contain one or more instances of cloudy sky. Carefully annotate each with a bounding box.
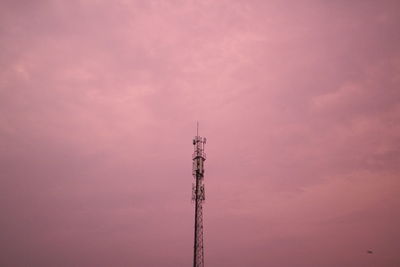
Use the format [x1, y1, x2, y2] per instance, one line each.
[1, 0, 400, 266]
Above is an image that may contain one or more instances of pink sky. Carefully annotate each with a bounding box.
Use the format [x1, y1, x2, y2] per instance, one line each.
[1, 0, 400, 266]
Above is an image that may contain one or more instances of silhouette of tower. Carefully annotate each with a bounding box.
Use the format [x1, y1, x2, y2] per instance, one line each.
[192, 123, 206, 267]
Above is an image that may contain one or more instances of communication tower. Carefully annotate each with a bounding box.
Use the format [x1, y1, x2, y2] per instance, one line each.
[192, 123, 206, 267]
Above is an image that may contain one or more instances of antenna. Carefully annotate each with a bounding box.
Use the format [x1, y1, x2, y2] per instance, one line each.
[191, 123, 206, 267]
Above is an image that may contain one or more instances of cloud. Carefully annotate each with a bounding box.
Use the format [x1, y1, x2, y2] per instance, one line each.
[1, 0, 400, 266]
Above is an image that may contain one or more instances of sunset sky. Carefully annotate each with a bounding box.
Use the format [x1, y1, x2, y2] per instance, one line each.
[1, 1, 400, 266]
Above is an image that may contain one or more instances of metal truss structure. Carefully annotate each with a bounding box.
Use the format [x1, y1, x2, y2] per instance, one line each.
[192, 125, 206, 267]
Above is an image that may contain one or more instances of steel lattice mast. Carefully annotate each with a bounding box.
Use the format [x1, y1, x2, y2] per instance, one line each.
[192, 123, 206, 267]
